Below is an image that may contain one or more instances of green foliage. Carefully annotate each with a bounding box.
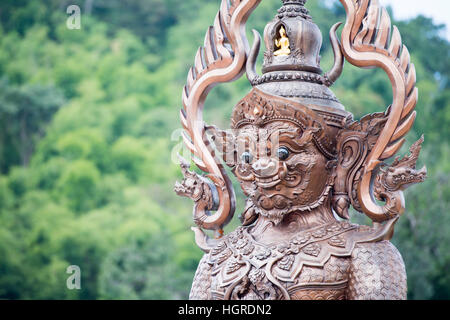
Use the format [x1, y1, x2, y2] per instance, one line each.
[98, 233, 184, 300]
[57, 159, 101, 213]
[0, 0, 448, 300]
[0, 79, 65, 171]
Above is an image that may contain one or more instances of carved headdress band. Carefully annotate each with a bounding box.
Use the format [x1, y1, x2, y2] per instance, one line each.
[231, 87, 338, 159]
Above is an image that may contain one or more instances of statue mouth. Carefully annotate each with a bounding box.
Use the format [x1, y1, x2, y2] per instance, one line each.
[255, 173, 282, 189]
[253, 164, 291, 189]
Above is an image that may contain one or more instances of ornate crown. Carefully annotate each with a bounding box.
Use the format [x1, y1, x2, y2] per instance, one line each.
[246, 0, 350, 132]
[241, 0, 351, 160]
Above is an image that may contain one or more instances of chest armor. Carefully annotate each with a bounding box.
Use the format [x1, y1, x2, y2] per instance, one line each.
[205, 220, 388, 300]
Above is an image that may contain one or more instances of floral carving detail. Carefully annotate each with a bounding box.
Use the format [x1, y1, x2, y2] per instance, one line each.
[328, 236, 346, 248]
[292, 233, 311, 245]
[312, 228, 327, 239]
[278, 255, 295, 271]
[226, 258, 244, 274]
[277, 243, 290, 254]
[228, 228, 243, 244]
[241, 243, 255, 256]
[287, 244, 301, 255]
[217, 248, 232, 264]
[235, 238, 248, 249]
[327, 223, 343, 233]
[211, 242, 227, 256]
[255, 248, 272, 260]
[249, 268, 265, 285]
[302, 243, 321, 257]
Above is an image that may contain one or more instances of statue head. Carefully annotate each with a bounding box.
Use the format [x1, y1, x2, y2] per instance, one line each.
[177, 0, 425, 240]
[225, 88, 339, 225]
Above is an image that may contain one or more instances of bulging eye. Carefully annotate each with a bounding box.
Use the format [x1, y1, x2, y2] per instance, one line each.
[277, 147, 290, 161]
[241, 151, 253, 164]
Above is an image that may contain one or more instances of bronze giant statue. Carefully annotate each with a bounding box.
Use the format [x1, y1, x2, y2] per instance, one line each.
[174, 0, 426, 300]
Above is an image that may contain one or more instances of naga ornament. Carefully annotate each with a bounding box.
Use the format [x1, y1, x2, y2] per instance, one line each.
[175, 0, 426, 300]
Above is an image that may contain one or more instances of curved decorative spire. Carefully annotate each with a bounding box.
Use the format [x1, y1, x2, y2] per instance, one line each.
[338, 0, 424, 222]
[175, 0, 262, 244]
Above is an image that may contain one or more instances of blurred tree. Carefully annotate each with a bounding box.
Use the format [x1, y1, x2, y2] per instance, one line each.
[56, 159, 101, 213]
[0, 79, 65, 172]
[396, 16, 450, 85]
[98, 233, 184, 300]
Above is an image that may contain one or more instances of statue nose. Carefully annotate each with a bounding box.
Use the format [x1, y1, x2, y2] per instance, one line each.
[252, 158, 278, 176]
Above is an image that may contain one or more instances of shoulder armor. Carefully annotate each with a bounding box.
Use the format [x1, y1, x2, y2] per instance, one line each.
[347, 241, 407, 300]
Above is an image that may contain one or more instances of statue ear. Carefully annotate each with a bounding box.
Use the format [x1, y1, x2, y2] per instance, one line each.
[332, 132, 366, 220]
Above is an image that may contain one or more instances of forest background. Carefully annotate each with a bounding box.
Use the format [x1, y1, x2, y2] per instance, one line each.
[0, 0, 449, 299]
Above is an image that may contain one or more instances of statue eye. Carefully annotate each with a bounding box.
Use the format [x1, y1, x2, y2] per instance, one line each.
[241, 151, 253, 164]
[277, 147, 290, 161]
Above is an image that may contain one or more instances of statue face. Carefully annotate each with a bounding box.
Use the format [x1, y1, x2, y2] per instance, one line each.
[232, 120, 332, 223]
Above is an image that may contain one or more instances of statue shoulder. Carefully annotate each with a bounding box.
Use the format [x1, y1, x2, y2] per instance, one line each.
[347, 240, 407, 300]
[189, 254, 213, 300]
